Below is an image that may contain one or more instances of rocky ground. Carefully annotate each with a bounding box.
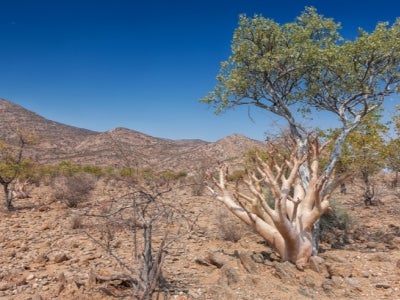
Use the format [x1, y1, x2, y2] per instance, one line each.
[0, 179, 399, 300]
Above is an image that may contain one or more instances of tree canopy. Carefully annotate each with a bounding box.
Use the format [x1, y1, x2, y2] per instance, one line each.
[202, 7, 400, 160]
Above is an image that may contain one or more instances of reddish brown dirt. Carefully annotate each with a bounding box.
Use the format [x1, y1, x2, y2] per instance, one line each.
[0, 180, 399, 300]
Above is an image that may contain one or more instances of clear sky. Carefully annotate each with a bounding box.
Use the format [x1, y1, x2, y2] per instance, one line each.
[0, 0, 399, 141]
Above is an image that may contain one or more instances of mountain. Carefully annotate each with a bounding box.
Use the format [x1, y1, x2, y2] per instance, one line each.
[0, 98, 263, 171]
[0, 99, 98, 161]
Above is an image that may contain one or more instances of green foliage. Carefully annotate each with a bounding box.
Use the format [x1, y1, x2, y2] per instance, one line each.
[119, 167, 137, 178]
[0, 130, 37, 209]
[393, 105, 400, 136]
[201, 6, 400, 139]
[81, 165, 105, 178]
[201, 7, 342, 114]
[0, 141, 28, 183]
[38, 161, 113, 179]
[324, 110, 389, 176]
[226, 169, 246, 182]
[386, 105, 400, 174]
[158, 170, 187, 182]
[58, 161, 81, 176]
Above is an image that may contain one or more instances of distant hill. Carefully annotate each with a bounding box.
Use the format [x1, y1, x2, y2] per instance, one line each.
[0, 98, 263, 171]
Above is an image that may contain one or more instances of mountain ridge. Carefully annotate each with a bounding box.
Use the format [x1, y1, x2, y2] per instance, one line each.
[0, 98, 263, 171]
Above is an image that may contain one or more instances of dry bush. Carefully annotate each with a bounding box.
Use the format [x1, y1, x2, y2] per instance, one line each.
[82, 180, 196, 299]
[215, 207, 250, 242]
[69, 215, 85, 229]
[189, 170, 208, 196]
[51, 173, 96, 208]
[319, 199, 357, 248]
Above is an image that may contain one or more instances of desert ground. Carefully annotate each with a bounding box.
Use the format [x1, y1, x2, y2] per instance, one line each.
[0, 176, 399, 300]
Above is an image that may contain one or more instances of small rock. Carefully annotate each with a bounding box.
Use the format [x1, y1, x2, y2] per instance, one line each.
[321, 252, 347, 263]
[35, 253, 49, 264]
[274, 261, 297, 284]
[194, 258, 210, 266]
[345, 277, 362, 291]
[0, 282, 12, 291]
[57, 272, 66, 283]
[261, 249, 273, 261]
[321, 279, 334, 294]
[56, 282, 65, 295]
[269, 252, 281, 261]
[19, 243, 29, 252]
[298, 286, 314, 298]
[205, 251, 231, 268]
[53, 253, 69, 263]
[309, 255, 325, 274]
[16, 277, 27, 286]
[31, 295, 43, 300]
[251, 252, 265, 264]
[238, 251, 257, 273]
[87, 269, 96, 288]
[392, 236, 400, 246]
[40, 223, 50, 230]
[376, 283, 391, 289]
[369, 252, 391, 262]
[26, 274, 35, 281]
[304, 274, 316, 288]
[326, 263, 354, 278]
[6, 249, 16, 258]
[219, 264, 240, 286]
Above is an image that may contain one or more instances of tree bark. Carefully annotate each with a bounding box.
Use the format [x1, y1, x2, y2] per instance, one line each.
[3, 184, 12, 210]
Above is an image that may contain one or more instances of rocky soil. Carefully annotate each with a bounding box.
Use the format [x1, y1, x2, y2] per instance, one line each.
[0, 179, 400, 300]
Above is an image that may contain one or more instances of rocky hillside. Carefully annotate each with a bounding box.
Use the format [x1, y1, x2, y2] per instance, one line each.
[0, 99, 98, 161]
[0, 98, 263, 171]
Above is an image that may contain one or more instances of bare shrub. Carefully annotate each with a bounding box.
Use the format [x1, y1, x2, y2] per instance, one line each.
[320, 200, 357, 248]
[69, 215, 84, 229]
[189, 170, 208, 196]
[190, 179, 205, 196]
[52, 173, 96, 208]
[82, 180, 195, 299]
[215, 208, 249, 242]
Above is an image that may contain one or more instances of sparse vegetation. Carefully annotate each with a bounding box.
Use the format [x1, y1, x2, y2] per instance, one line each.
[215, 207, 249, 242]
[319, 199, 356, 248]
[81, 174, 195, 299]
[51, 172, 96, 208]
[0, 20, 400, 297]
[0, 130, 36, 210]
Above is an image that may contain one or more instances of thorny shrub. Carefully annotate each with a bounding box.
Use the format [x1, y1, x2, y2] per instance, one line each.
[51, 172, 96, 208]
[81, 183, 196, 299]
[215, 207, 250, 242]
[319, 199, 357, 248]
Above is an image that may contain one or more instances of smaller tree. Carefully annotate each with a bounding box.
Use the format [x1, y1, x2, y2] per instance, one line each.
[386, 105, 400, 188]
[0, 130, 36, 210]
[81, 170, 195, 299]
[324, 111, 389, 205]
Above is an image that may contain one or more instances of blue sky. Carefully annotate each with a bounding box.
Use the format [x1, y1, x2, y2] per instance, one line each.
[0, 0, 399, 141]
